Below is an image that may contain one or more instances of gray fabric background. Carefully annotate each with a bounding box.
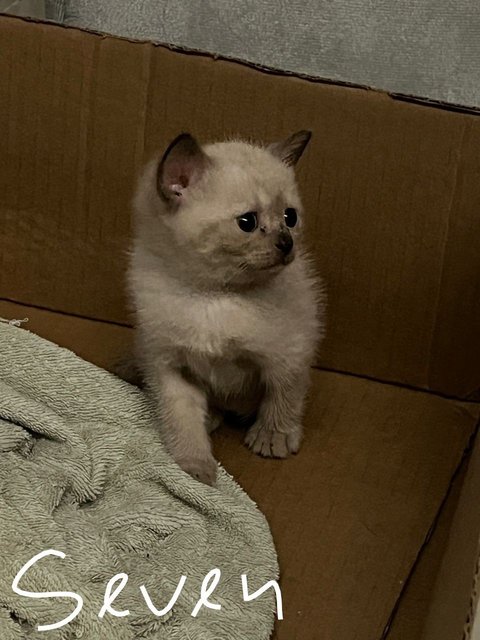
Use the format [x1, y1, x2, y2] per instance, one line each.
[45, 0, 480, 109]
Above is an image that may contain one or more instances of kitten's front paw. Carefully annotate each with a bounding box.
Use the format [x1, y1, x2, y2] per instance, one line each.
[176, 452, 218, 486]
[245, 421, 302, 458]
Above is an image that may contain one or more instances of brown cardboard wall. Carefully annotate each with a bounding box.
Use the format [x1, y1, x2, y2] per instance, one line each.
[1, 16, 480, 397]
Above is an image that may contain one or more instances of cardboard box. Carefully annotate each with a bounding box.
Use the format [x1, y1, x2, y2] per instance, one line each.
[1, 14, 480, 640]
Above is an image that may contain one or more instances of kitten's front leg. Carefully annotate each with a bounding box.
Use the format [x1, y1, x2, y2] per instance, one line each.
[245, 366, 308, 458]
[147, 366, 217, 485]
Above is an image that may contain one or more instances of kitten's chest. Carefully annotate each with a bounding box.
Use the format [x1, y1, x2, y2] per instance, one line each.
[182, 350, 260, 401]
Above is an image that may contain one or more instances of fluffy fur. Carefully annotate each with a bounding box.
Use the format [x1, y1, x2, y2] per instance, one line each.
[127, 132, 324, 485]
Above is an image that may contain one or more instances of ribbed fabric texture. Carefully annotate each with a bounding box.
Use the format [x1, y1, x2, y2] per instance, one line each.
[0, 322, 278, 639]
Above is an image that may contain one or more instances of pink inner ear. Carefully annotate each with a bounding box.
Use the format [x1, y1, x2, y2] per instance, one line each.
[158, 133, 209, 202]
[163, 158, 198, 197]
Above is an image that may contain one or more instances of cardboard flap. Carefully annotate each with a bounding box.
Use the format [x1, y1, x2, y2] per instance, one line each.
[423, 431, 480, 640]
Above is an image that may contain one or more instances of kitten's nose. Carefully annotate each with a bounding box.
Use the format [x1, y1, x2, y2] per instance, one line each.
[275, 232, 293, 255]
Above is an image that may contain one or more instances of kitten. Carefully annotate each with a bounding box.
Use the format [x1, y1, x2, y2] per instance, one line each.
[127, 131, 323, 485]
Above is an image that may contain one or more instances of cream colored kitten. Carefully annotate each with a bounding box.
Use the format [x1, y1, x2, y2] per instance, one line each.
[127, 131, 323, 485]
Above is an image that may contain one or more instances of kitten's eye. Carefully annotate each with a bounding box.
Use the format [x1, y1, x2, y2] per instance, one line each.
[284, 207, 298, 228]
[237, 211, 258, 233]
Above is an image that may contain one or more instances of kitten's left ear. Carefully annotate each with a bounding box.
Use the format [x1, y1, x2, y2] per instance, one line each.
[157, 133, 210, 206]
[268, 130, 312, 167]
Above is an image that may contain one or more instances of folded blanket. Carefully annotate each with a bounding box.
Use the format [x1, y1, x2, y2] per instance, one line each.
[0, 322, 278, 639]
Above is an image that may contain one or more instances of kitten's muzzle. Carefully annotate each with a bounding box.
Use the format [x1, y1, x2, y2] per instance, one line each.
[275, 232, 294, 257]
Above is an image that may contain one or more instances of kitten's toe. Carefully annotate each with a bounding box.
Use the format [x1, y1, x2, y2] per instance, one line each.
[177, 453, 218, 486]
[245, 422, 302, 458]
[286, 430, 302, 455]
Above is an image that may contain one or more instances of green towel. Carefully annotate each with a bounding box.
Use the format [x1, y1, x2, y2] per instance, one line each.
[0, 322, 279, 639]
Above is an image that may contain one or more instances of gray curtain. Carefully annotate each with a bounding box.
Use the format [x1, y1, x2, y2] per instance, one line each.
[45, 0, 480, 109]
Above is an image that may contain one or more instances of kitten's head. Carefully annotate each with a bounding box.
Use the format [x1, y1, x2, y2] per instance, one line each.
[137, 130, 311, 288]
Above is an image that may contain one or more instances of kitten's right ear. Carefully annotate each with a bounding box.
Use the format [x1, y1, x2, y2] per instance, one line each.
[268, 130, 312, 167]
[157, 133, 210, 206]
